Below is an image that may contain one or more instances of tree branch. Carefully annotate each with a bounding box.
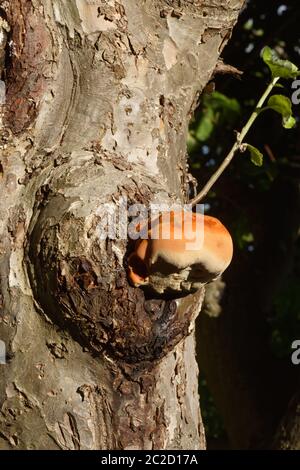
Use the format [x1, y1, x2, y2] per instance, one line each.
[190, 76, 279, 206]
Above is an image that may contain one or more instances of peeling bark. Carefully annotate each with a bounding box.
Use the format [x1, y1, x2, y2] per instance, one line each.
[0, 0, 244, 450]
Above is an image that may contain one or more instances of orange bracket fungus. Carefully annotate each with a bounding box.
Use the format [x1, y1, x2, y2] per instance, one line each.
[128, 210, 233, 295]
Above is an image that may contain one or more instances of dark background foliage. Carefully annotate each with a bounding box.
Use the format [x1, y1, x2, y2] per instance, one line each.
[190, 0, 300, 449]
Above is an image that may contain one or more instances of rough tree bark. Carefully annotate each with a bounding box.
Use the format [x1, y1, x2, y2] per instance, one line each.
[0, 0, 244, 450]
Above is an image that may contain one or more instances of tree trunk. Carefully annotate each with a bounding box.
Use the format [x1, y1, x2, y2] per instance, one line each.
[0, 0, 244, 450]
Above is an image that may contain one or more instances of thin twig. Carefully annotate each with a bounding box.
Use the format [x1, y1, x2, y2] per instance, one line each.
[190, 76, 279, 206]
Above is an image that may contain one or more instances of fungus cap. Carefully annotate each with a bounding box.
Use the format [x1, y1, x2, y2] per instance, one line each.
[127, 211, 233, 290]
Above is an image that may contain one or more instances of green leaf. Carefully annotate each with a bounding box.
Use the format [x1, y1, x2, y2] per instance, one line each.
[195, 107, 214, 141]
[241, 232, 254, 243]
[243, 19, 253, 31]
[253, 28, 264, 38]
[187, 131, 199, 153]
[268, 94, 292, 114]
[193, 92, 241, 143]
[208, 91, 241, 115]
[247, 144, 264, 166]
[265, 94, 296, 129]
[261, 46, 299, 79]
[283, 115, 296, 129]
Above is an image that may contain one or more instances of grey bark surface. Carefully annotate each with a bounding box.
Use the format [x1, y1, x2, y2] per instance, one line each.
[0, 0, 244, 450]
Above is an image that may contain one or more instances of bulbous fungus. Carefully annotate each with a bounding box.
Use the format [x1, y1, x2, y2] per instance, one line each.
[128, 210, 233, 295]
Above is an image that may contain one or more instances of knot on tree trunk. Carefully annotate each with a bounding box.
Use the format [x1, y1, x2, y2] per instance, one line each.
[26, 156, 204, 366]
